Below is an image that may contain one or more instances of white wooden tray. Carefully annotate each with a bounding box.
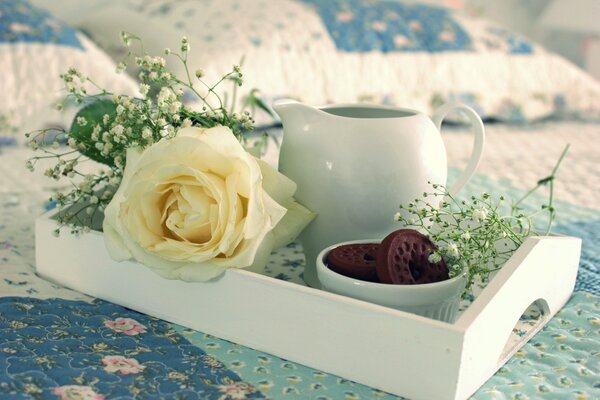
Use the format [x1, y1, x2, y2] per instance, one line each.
[35, 209, 582, 400]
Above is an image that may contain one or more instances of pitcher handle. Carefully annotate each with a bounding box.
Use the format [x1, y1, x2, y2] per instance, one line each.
[432, 102, 485, 196]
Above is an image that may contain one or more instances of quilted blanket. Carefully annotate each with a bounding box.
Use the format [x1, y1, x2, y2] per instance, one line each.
[1, 120, 599, 399]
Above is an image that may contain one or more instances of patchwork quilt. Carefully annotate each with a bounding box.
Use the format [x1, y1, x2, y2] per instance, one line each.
[1, 120, 599, 399]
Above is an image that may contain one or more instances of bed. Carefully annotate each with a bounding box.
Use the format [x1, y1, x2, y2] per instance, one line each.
[1, 1, 599, 399]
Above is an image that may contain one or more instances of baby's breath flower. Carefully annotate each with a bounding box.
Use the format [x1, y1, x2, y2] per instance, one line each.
[396, 143, 568, 294]
[26, 34, 259, 235]
[446, 242, 459, 258]
[181, 36, 190, 52]
[111, 124, 124, 135]
[169, 101, 181, 114]
[120, 31, 131, 47]
[139, 83, 150, 96]
[473, 208, 488, 222]
[428, 252, 442, 264]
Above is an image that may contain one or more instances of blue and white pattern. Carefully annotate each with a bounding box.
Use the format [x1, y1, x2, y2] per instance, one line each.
[301, 0, 475, 53]
[486, 26, 534, 55]
[2, 118, 600, 398]
[556, 220, 600, 296]
[0, 0, 137, 145]
[0, 297, 266, 399]
[300, 0, 424, 52]
[0, 0, 82, 49]
[41, 0, 600, 126]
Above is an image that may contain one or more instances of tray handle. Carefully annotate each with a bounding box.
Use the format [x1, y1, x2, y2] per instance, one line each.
[453, 236, 581, 400]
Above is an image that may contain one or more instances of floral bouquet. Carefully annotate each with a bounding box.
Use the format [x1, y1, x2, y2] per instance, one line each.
[394, 145, 569, 293]
[27, 34, 313, 281]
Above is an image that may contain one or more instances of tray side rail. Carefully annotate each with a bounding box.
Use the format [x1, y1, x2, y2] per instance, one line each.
[35, 213, 467, 400]
[453, 236, 582, 400]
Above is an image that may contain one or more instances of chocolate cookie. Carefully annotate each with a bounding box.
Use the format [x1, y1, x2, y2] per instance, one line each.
[326, 243, 380, 282]
[376, 229, 448, 284]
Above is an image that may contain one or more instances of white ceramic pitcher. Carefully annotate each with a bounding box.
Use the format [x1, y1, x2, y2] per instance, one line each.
[274, 100, 485, 288]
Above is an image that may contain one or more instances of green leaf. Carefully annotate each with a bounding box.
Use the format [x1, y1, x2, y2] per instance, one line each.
[244, 89, 277, 119]
[69, 99, 117, 167]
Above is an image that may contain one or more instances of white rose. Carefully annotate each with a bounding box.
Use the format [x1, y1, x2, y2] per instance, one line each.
[103, 126, 313, 281]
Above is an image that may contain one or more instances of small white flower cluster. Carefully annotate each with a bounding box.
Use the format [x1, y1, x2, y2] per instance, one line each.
[60, 67, 88, 98]
[395, 181, 558, 293]
[26, 33, 264, 235]
[42, 158, 79, 180]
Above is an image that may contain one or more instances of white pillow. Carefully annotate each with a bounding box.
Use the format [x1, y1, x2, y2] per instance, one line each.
[0, 0, 138, 144]
[34, 0, 600, 122]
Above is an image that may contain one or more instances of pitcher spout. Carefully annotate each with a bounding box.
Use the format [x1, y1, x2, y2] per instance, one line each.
[273, 99, 321, 128]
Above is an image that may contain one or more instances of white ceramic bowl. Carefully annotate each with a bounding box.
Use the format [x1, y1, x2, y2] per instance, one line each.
[316, 239, 467, 323]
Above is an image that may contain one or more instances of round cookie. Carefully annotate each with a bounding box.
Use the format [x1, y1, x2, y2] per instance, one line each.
[326, 243, 380, 282]
[376, 229, 448, 284]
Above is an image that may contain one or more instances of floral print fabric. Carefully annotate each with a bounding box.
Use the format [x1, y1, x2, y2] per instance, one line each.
[1, 293, 596, 400]
[301, 0, 474, 53]
[0, 0, 82, 49]
[0, 297, 265, 399]
[179, 293, 600, 400]
[3, 124, 600, 398]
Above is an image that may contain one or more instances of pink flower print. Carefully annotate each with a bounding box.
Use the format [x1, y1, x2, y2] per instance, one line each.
[371, 21, 387, 32]
[444, 0, 464, 9]
[46, 19, 62, 31]
[337, 11, 354, 23]
[53, 385, 104, 400]
[394, 35, 410, 47]
[104, 317, 146, 335]
[217, 383, 256, 400]
[102, 355, 145, 375]
[10, 23, 32, 33]
[409, 20, 423, 32]
[439, 30, 456, 42]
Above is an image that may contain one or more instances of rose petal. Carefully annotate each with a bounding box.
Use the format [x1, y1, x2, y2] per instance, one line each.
[270, 199, 315, 249]
[102, 125, 312, 282]
[256, 158, 297, 204]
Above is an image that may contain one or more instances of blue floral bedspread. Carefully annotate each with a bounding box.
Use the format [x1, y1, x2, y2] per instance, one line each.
[2, 119, 600, 400]
[0, 297, 265, 399]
